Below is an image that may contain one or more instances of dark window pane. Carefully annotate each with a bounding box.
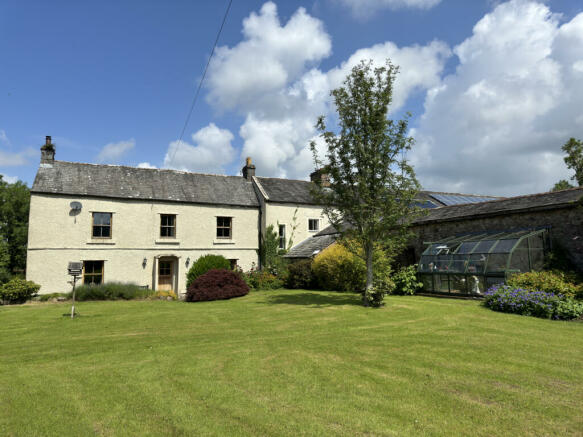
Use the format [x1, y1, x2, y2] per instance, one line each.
[473, 240, 496, 253]
[491, 239, 518, 253]
[456, 241, 479, 254]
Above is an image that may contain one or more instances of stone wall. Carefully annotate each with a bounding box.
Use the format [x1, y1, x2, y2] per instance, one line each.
[409, 205, 583, 272]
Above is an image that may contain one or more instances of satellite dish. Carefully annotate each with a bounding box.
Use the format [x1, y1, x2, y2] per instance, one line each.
[70, 201, 82, 211]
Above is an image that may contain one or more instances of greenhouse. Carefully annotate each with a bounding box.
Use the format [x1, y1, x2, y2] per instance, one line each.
[417, 228, 550, 295]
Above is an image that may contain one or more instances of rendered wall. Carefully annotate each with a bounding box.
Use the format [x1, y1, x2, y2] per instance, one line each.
[26, 194, 260, 295]
[265, 203, 330, 250]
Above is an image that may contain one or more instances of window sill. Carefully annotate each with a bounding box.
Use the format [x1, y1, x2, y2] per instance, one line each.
[86, 240, 116, 245]
[213, 239, 235, 245]
[155, 239, 180, 245]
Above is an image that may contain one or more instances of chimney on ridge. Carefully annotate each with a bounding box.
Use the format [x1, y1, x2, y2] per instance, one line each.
[242, 157, 256, 180]
[310, 168, 330, 187]
[40, 135, 55, 166]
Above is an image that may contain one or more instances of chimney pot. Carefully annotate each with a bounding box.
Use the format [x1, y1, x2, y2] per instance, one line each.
[40, 135, 55, 166]
[310, 168, 330, 187]
[242, 157, 256, 180]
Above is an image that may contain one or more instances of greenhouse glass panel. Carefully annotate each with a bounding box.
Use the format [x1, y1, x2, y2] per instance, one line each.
[437, 275, 450, 292]
[450, 275, 467, 294]
[486, 253, 509, 273]
[531, 249, 545, 270]
[419, 255, 435, 272]
[467, 254, 487, 274]
[456, 241, 479, 254]
[491, 239, 518, 253]
[473, 240, 497, 253]
[417, 228, 549, 295]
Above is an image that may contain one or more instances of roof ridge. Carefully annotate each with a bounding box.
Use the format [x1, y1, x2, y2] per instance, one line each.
[257, 175, 311, 183]
[422, 190, 504, 198]
[428, 186, 583, 211]
[53, 160, 247, 180]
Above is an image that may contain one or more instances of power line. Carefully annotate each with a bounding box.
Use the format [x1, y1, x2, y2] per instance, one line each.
[169, 0, 233, 164]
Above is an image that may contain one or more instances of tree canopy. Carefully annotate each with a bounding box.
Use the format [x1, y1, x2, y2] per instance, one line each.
[0, 177, 30, 282]
[310, 59, 421, 306]
[562, 137, 583, 187]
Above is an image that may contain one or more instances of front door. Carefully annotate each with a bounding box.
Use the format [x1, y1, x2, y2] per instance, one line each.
[158, 259, 174, 291]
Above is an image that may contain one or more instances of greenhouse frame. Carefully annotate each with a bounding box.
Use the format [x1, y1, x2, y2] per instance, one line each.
[417, 228, 550, 295]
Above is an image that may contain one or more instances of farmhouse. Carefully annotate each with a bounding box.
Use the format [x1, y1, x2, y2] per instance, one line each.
[26, 137, 330, 295]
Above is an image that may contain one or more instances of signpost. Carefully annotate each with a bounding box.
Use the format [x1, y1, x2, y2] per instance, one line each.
[68, 262, 83, 319]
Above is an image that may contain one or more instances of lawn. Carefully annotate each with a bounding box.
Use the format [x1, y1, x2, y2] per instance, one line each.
[1, 290, 582, 436]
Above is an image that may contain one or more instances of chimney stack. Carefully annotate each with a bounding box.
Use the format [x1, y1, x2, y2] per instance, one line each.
[40, 135, 55, 166]
[310, 168, 330, 187]
[242, 157, 256, 180]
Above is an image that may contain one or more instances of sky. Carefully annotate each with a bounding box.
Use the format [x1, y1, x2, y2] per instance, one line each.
[1, 0, 582, 196]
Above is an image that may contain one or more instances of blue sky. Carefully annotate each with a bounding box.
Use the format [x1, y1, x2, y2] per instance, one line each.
[1, 0, 582, 195]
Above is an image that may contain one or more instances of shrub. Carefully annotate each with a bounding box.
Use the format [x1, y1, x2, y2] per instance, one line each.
[244, 269, 283, 290]
[150, 290, 178, 300]
[483, 285, 583, 320]
[285, 259, 315, 289]
[312, 244, 366, 292]
[185, 269, 249, 302]
[71, 282, 153, 301]
[186, 255, 231, 287]
[0, 278, 40, 304]
[37, 292, 69, 302]
[363, 285, 386, 307]
[507, 270, 578, 298]
[392, 265, 422, 295]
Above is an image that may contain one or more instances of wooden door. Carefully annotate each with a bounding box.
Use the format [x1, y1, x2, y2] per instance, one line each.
[158, 259, 174, 291]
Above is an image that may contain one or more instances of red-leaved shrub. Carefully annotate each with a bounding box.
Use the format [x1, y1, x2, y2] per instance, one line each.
[185, 269, 249, 302]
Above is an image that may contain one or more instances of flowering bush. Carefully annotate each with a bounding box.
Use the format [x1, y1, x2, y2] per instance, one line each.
[483, 285, 583, 320]
[507, 271, 579, 299]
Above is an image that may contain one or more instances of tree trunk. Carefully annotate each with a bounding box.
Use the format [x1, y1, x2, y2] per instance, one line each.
[364, 243, 374, 307]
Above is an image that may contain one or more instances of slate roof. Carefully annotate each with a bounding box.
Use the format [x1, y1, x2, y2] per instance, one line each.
[283, 234, 338, 258]
[255, 177, 319, 204]
[413, 187, 583, 224]
[31, 161, 259, 207]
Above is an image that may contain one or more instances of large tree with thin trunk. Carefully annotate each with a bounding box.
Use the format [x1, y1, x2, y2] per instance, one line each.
[310, 59, 422, 306]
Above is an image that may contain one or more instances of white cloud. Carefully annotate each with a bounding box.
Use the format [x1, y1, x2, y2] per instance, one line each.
[163, 123, 235, 173]
[97, 139, 135, 163]
[137, 162, 156, 169]
[207, 1, 331, 113]
[205, 2, 450, 179]
[411, 0, 583, 196]
[1, 174, 18, 184]
[337, 0, 441, 19]
[0, 130, 35, 166]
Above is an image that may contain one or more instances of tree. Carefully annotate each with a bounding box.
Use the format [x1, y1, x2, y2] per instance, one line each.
[0, 177, 30, 281]
[551, 179, 574, 192]
[562, 137, 583, 186]
[310, 59, 422, 306]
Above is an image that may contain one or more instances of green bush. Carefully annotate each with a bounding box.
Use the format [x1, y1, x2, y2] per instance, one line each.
[244, 268, 284, 290]
[70, 282, 153, 301]
[363, 285, 386, 307]
[285, 259, 315, 289]
[0, 278, 40, 304]
[37, 292, 69, 302]
[507, 270, 579, 298]
[392, 265, 423, 295]
[312, 244, 366, 292]
[186, 254, 231, 287]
